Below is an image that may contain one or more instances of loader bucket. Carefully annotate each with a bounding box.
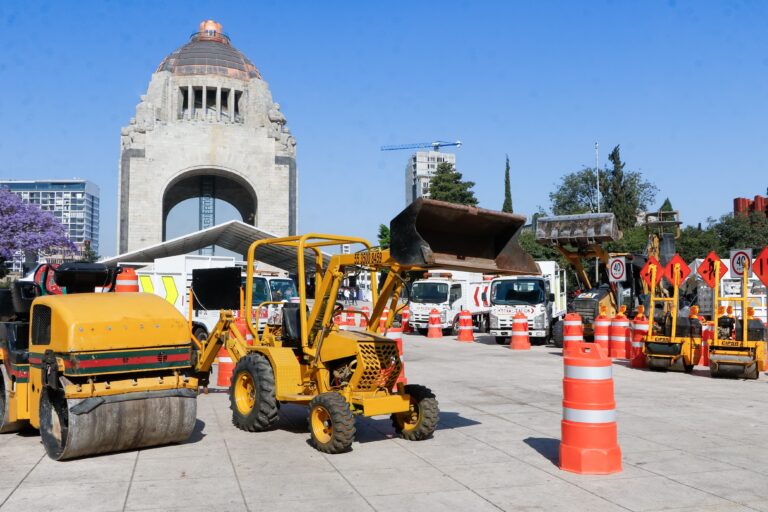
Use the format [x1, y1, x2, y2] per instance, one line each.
[535, 213, 620, 247]
[389, 198, 539, 275]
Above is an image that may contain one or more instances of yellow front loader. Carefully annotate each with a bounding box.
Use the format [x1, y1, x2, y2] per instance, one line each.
[194, 199, 539, 453]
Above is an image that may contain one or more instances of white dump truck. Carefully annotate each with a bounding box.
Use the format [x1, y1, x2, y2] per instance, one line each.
[408, 270, 491, 334]
[135, 255, 298, 340]
[488, 261, 567, 345]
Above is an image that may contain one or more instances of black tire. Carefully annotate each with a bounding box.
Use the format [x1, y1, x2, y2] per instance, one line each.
[531, 337, 548, 346]
[417, 328, 428, 336]
[746, 362, 759, 380]
[683, 364, 694, 373]
[193, 326, 208, 342]
[308, 392, 355, 454]
[495, 336, 509, 345]
[451, 317, 460, 336]
[229, 353, 279, 432]
[552, 321, 564, 348]
[0, 372, 25, 434]
[478, 315, 489, 334]
[391, 384, 439, 441]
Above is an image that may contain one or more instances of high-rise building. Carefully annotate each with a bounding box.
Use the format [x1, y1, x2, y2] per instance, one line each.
[404, 151, 456, 205]
[0, 179, 100, 253]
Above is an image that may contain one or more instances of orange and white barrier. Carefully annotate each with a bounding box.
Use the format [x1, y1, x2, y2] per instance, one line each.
[563, 313, 583, 352]
[609, 314, 630, 359]
[630, 312, 648, 369]
[360, 306, 369, 328]
[427, 308, 442, 338]
[560, 342, 622, 474]
[700, 321, 713, 366]
[115, 267, 139, 292]
[457, 310, 474, 342]
[510, 311, 531, 350]
[387, 327, 407, 388]
[401, 306, 411, 334]
[379, 307, 389, 332]
[216, 346, 234, 387]
[593, 312, 611, 355]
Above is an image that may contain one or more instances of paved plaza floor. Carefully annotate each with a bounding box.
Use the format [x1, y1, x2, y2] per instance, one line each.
[2, 333, 768, 511]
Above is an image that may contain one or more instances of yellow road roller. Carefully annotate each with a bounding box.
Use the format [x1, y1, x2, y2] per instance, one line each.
[0, 264, 198, 460]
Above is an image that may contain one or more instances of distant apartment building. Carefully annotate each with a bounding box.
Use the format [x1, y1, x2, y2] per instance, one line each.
[0, 180, 100, 270]
[404, 151, 456, 205]
[733, 191, 768, 216]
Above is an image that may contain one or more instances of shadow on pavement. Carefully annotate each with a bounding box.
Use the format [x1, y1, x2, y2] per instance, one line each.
[523, 436, 559, 467]
[474, 335, 504, 346]
[186, 419, 207, 443]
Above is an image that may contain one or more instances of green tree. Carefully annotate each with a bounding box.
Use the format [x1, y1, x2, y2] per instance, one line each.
[678, 223, 720, 262]
[428, 162, 478, 206]
[502, 155, 513, 213]
[518, 230, 559, 261]
[377, 224, 390, 249]
[549, 168, 600, 215]
[712, 212, 768, 252]
[659, 198, 674, 212]
[79, 240, 99, 263]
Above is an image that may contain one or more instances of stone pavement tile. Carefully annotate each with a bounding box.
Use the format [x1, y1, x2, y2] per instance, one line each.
[132, 451, 235, 481]
[440, 459, 558, 490]
[575, 474, 732, 512]
[240, 471, 358, 503]
[23, 451, 136, 485]
[233, 450, 335, 476]
[253, 495, 375, 512]
[366, 490, 501, 512]
[669, 469, 768, 503]
[0, 486, 15, 504]
[0, 436, 46, 464]
[1, 480, 129, 512]
[325, 440, 431, 472]
[477, 480, 626, 512]
[653, 504, 758, 512]
[531, 458, 658, 483]
[616, 434, 672, 454]
[744, 500, 768, 512]
[342, 465, 464, 497]
[0, 462, 40, 489]
[125, 477, 246, 511]
[625, 449, 738, 477]
[394, 436, 511, 466]
[497, 410, 562, 437]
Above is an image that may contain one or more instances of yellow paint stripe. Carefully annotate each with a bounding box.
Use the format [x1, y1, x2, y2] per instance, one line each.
[139, 275, 154, 294]
[162, 276, 179, 305]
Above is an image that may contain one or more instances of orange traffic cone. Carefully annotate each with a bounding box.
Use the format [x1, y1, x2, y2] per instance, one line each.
[387, 327, 407, 389]
[593, 307, 611, 354]
[563, 313, 583, 352]
[560, 342, 622, 474]
[630, 306, 648, 369]
[457, 309, 474, 342]
[700, 321, 713, 366]
[216, 346, 234, 387]
[115, 267, 140, 292]
[401, 306, 411, 334]
[510, 311, 531, 350]
[609, 309, 630, 359]
[427, 308, 442, 338]
[345, 309, 356, 329]
[380, 307, 389, 332]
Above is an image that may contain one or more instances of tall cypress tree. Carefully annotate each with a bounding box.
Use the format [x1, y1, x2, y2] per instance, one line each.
[502, 154, 513, 213]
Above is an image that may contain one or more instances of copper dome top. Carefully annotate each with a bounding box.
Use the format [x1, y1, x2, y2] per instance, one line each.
[157, 20, 261, 81]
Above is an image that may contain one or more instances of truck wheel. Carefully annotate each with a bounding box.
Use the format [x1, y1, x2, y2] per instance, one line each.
[229, 353, 279, 432]
[193, 327, 208, 342]
[495, 336, 509, 345]
[308, 392, 355, 453]
[0, 372, 25, 433]
[451, 317, 460, 336]
[478, 315, 489, 333]
[552, 321, 564, 348]
[391, 384, 439, 441]
[417, 328, 428, 336]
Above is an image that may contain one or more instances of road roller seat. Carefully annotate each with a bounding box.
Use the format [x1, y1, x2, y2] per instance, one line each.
[0, 321, 29, 365]
[281, 302, 303, 350]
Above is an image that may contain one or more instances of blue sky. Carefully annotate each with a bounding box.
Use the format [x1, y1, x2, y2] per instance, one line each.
[1, 1, 767, 257]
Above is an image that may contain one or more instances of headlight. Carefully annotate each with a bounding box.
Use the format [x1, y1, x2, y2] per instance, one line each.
[533, 313, 546, 329]
[440, 311, 448, 323]
[490, 315, 499, 328]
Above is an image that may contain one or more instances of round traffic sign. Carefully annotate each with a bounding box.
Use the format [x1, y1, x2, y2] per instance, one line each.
[731, 250, 751, 276]
[609, 258, 625, 281]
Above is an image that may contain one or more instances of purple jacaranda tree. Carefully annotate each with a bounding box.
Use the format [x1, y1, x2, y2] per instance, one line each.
[0, 188, 75, 260]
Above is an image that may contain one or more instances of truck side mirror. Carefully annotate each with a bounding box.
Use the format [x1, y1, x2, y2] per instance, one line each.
[548, 293, 555, 302]
[481, 292, 487, 303]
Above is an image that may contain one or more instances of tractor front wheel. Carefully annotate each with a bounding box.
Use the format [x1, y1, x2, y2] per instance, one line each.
[308, 392, 355, 454]
[391, 384, 439, 441]
[229, 353, 279, 432]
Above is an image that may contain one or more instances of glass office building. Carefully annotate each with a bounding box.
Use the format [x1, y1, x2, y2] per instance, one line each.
[0, 180, 100, 254]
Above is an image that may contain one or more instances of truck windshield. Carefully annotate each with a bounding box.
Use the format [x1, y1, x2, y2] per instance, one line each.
[491, 279, 545, 305]
[269, 279, 297, 301]
[250, 277, 270, 304]
[411, 282, 448, 304]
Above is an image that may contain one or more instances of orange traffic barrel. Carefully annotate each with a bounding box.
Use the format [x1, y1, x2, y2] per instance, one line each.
[216, 346, 234, 387]
[609, 313, 630, 359]
[401, 306, 411, 333]
[510, 311, 531, 350]
[593, 309, 611, 355]
[457, 309, 474, 342]
[360, 306, 369, 328]
[560, 342, 622, 474]
[700, 321, 713, 366]
[563, 313, 583, 352]
[345, 309, 357, 328]
[380, 307, 390, 332]
[630, 308, 648, 369]
[427, 308, 442, 338]
[115, 267, 139, 292]
[387, 327, 407, 389]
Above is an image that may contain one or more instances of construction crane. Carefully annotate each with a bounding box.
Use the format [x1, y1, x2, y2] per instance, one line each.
[380, 140, 462, 152]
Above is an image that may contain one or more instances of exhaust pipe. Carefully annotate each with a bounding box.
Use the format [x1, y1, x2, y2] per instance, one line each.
[389, 199, 539, 275]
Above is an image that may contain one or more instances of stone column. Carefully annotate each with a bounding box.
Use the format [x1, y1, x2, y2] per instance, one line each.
[187, 85, 194, 120]
[202, 85, 207, 120]
[216, 87, 221, 122]
[228, 89, 234, 123]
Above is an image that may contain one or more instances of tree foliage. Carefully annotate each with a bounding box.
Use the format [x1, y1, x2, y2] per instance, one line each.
[80, 241, 99, 263]
[428, 162, 478, 206]
[677, 224, 720, 262]
[712, 212, 768, 253]
[660, 198, 673, 212]
[377, 224, 390, 249]
[0, 188, 73, 260]
[549, 145, 657, 231]
[502, 155, 513, 213]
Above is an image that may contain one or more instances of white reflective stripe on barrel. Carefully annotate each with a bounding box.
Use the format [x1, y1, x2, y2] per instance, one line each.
[631, 342, 643, 347]
[117, 280, 139, 286]
[563, 336, 583, 341]
[595, 321, 612, 326]
[513, 319, 527, 323]
[594, 335, 610, 341]
[219, 357, 233, 363]
[564, 321, 581, 326]
[634, 325, 649, 332]
[512, 331, 527, 336]
[564, 365, 612, 380]
[612, 321, 630, 327]
[563, 407, 616, 423]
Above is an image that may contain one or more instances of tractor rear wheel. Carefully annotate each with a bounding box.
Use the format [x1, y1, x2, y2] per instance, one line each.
[391, 384, 439, 441]
[229, 353, 279, 432]
[308, 392, 355, 454]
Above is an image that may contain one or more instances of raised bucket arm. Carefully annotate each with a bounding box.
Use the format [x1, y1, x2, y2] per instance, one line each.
[389, 198, 539, 275]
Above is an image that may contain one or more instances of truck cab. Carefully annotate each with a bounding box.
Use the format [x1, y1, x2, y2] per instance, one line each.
[408, 271, 490, 334]
[488, 261, 566, 345]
